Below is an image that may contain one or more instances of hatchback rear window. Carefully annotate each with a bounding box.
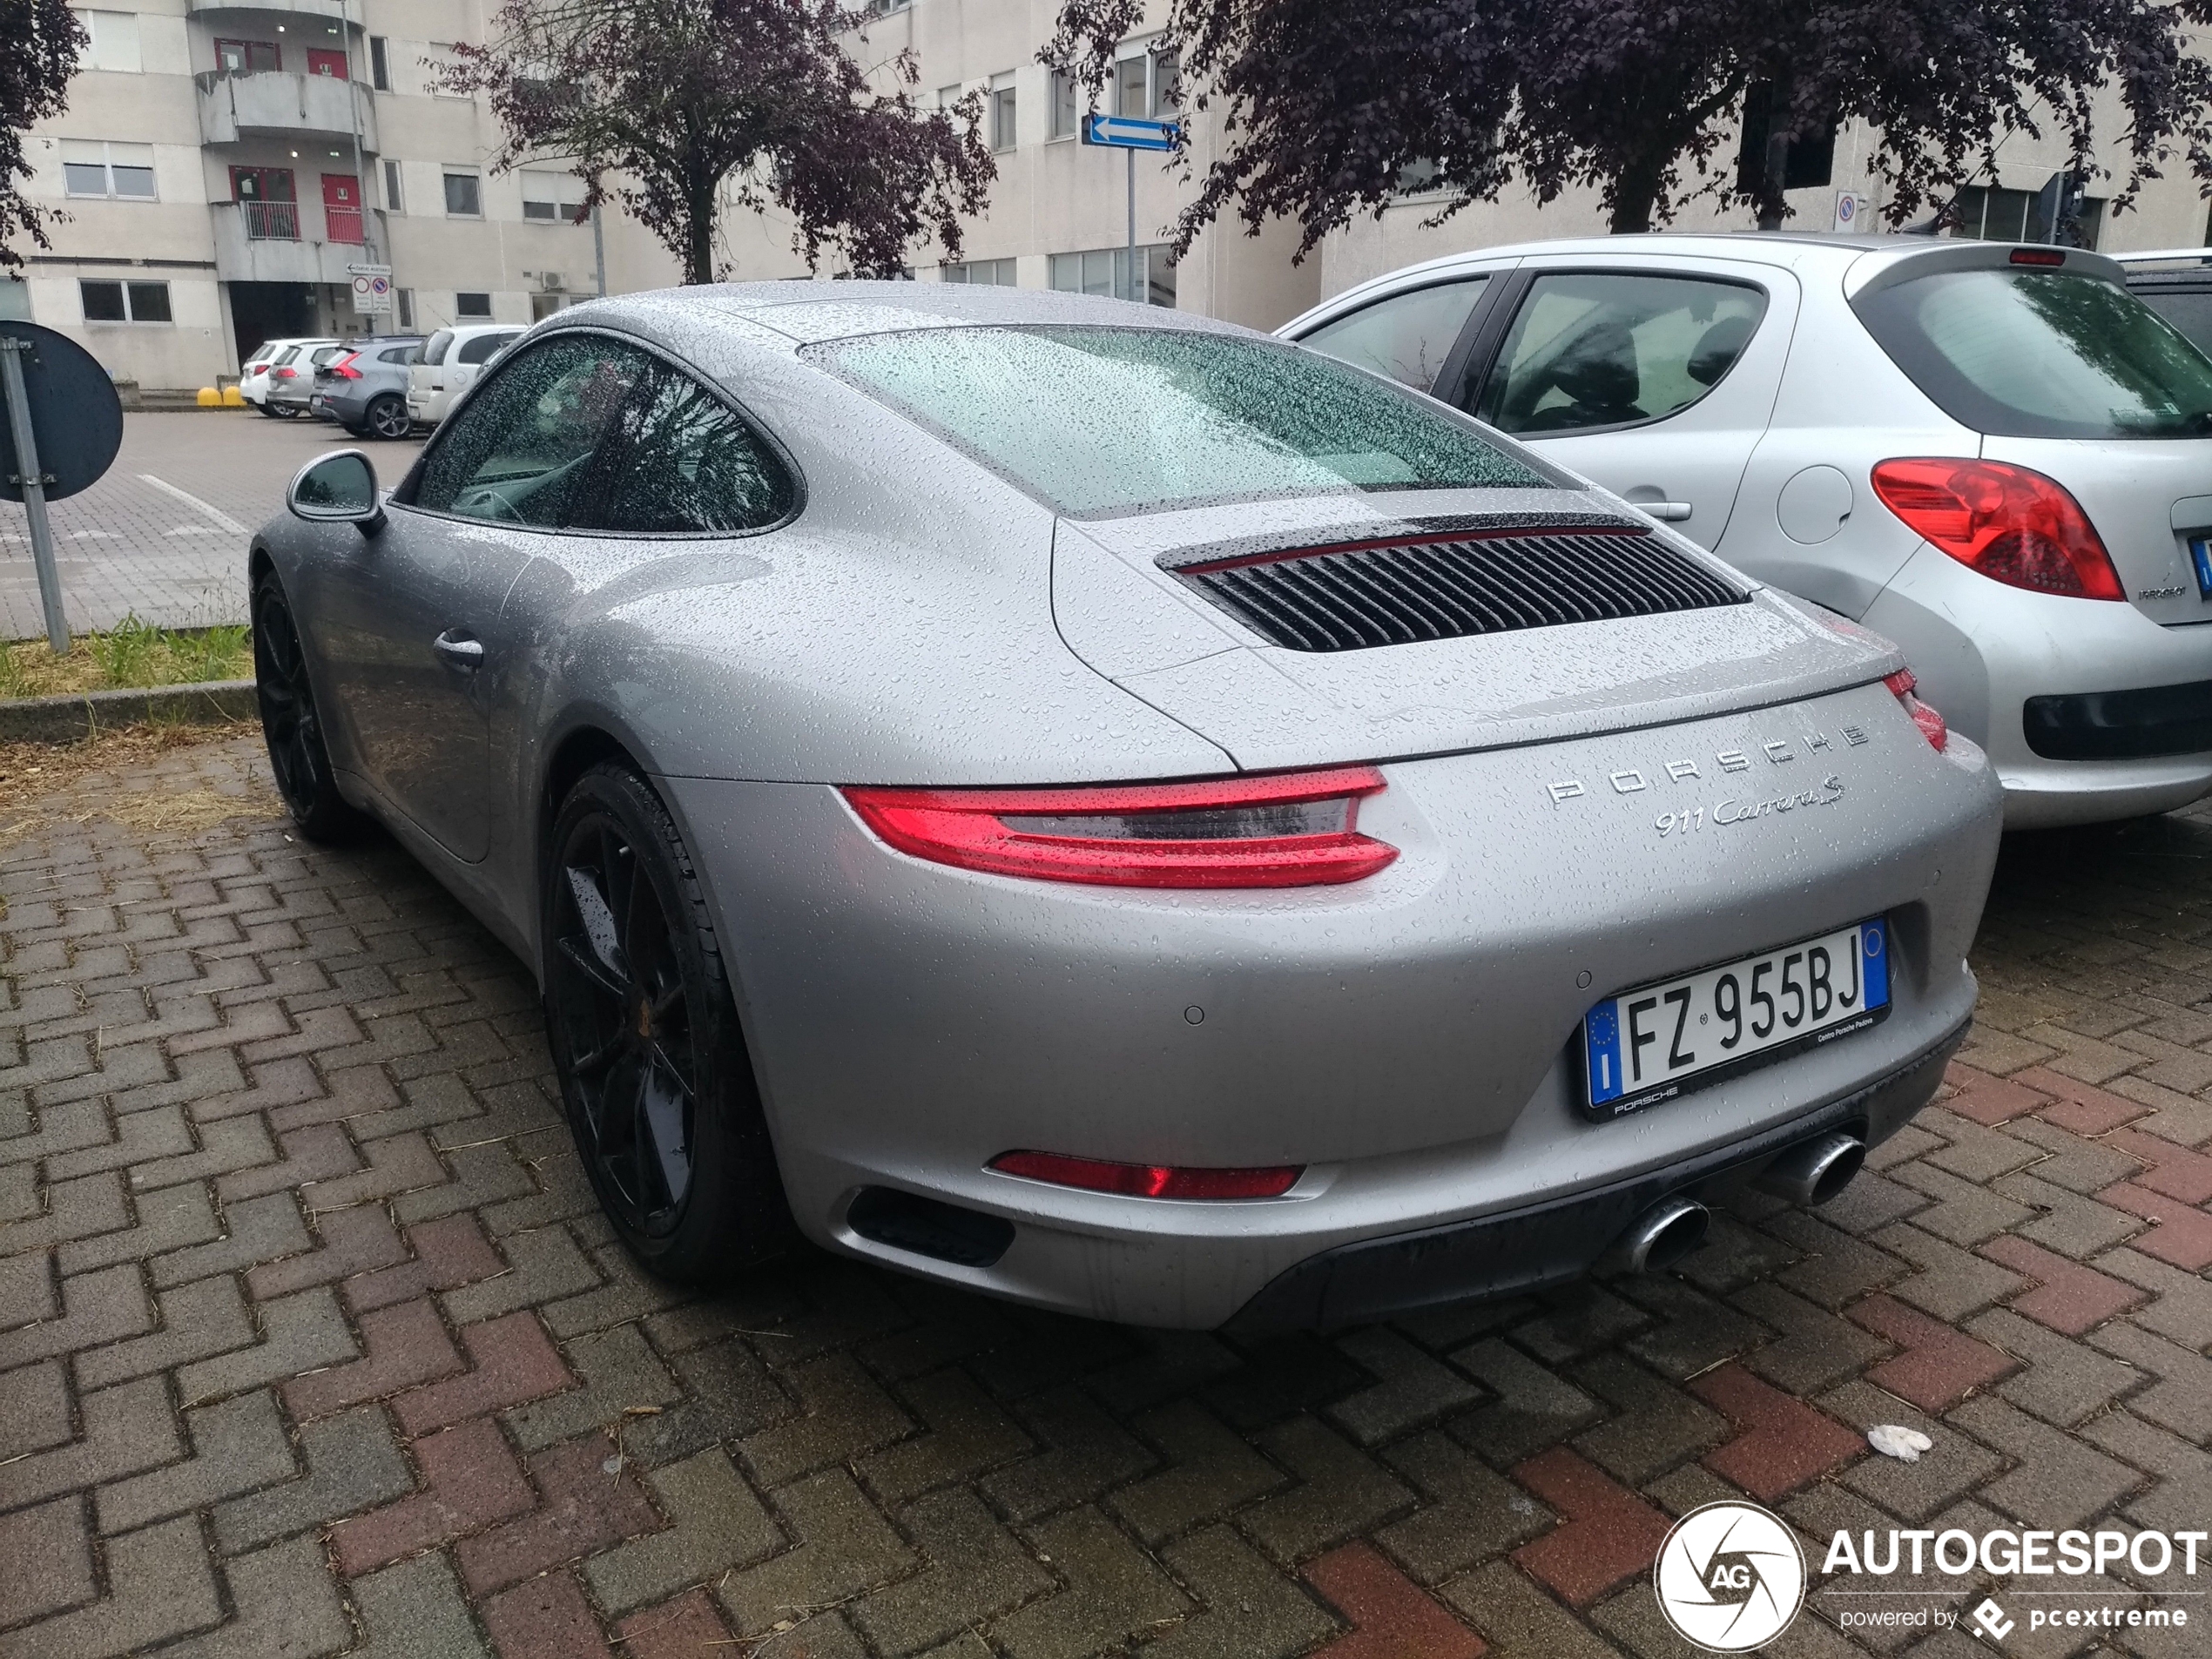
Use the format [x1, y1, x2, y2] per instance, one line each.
[1854, 267, 2212, 440]
[815, 325, 1547, 516]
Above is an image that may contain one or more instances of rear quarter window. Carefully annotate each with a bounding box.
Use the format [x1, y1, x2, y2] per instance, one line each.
[1854, 266, 2212, 440]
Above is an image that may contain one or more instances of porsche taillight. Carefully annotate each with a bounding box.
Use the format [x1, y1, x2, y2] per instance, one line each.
[841, 766, 1397, 888]
[1871, 457, 2123, 601]
[989, 1150, 1302, 1198]
[1885, 669, 1948, 752]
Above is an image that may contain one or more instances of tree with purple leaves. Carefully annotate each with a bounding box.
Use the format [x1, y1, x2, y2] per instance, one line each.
[1043, 0, 2212, 250]
[2, 0, 84, 270]
[442, 0, 996, 284]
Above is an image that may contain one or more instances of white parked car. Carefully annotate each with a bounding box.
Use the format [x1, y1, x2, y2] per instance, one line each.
[406, 324, 525, 428]
[1284, 233, 2212, 827]
[239, 337, 334, 415]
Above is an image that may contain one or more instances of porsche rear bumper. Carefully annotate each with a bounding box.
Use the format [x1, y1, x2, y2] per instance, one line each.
[662, 678, 2001, 1329]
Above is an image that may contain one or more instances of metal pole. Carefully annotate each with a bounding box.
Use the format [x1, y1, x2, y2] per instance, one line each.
[593, 202, 607, 297]
[343, 0, 371, 263]
[0, 341, 71, 654]
[1125, 145, 1136, 302]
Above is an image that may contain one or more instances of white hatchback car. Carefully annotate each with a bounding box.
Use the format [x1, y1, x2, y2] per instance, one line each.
[1284, 234, 2212, 827]
[406, 323, 525, 428]
[239, 337, 331, 415]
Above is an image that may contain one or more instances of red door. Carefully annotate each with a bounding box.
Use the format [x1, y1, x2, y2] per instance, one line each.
[322, 174, 363, 244]
[307, 47, 348, 78]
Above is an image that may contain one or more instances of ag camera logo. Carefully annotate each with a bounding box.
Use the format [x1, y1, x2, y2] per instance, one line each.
[1654, 1501, 1807, 1651]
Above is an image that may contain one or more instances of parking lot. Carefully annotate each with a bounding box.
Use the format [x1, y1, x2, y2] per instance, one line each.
[0, 413, 421, 640]
[3, 732, 2212, 1657]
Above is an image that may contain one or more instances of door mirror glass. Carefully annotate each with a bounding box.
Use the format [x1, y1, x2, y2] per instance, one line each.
[289, 450, 382, 525]
[1298, 277, 1490, 391]
[1474, 273, 1768, 435]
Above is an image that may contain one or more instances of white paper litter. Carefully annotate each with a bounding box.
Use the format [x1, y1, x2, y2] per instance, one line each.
[1868, 1425, 1933, 1461]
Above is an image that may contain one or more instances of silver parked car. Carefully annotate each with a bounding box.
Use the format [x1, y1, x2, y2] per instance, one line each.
[255, 285, 2001, 1330]
[1285, 234, 2212, 828]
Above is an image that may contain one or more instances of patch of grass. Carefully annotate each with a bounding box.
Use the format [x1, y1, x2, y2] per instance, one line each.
[0, 724, 272, 846]
[0, 617, 254, 698]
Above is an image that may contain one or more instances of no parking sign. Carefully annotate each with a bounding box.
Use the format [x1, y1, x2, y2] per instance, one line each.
[349, 263, 393, 315]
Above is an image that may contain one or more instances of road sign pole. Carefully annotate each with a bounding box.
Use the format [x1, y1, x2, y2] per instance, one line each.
[0, 339, 69, 654]
[1125, 147, 1136, 303]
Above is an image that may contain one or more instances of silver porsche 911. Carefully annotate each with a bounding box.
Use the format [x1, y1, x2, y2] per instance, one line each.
[255, 283, 2003, 1331]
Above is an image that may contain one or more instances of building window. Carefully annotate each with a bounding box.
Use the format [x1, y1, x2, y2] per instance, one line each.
[1053, 70, 1088, 141]
[61, 140, 156, 199]
[396, 287, 415, 329]
[942, 258, 1017, 286]
[1948, 183, 2105, 250]
[369, 35, 389, 91]
[442, 172, 482, 217]
[1114, 45, 1178, 118]
[455, 292, 492, 319]
[521, 171, 584, 223]
[1049, 245, 1176, 307]
[73, 9, 141, 72]
[214, 37, 280, 73]
[990, 80, 1017, 152]
[79, 279, 170, 322]
[381, 158, 402, 212]
[862, 0, 910, 13]
[936, 84, 961, 110]
[0, 279, 30, 322]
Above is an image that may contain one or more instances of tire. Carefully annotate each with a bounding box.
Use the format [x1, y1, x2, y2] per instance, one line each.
[363, 393, 412, 441]
[255, 402, 280, 418]
[252, 572, 366, 843]
[543, 764, 791, 1281]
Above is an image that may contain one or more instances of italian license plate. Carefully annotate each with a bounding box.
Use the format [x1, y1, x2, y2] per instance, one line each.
[1581, 918, 1890, 1120]
[2188, 536, 2212, 598]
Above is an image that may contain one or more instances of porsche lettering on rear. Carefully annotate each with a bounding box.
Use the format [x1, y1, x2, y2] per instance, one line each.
[1546, 725, 1871, 805]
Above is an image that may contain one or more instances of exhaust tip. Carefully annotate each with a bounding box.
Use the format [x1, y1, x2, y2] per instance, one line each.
[1756, 1132, 1867, 1206]
[1602, 1194, 1710, 1275]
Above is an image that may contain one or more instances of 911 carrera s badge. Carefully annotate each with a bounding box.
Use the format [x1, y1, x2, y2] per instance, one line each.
[1546, 725, 1868, 806]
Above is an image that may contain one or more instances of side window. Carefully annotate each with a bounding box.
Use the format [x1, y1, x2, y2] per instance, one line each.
[1473, 273, 1768, 435]
[1298, 278, 1489, 391]
[410, 335, 648, 526]
[576, 358, 797, 534]
[458, 330, 518, 366]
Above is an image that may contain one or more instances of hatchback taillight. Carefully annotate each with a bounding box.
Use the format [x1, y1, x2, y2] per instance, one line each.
[841, 766, 1397, 888]
[273, 366, 296, 379]
[328, 352, 362, 380]
[1885, 669, 1948, 752]
[1871, 457, 2123, 601]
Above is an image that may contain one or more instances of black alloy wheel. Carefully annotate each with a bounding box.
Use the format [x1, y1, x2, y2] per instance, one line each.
[252, 574, 363, 842]
[543, 764, 788, 1280]
[364, 394, 411, 441]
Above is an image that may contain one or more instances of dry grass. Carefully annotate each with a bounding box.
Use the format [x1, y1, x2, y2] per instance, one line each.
[0, 617, 253, 698]
[0, 724, 277, 846]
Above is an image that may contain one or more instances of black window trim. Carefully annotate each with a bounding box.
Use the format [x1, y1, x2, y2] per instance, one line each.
[392, 322, 807, 541]
[1440, 264, 1776, 439]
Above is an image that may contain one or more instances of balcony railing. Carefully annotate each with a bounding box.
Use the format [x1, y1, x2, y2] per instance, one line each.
[325, 206, 363, 244]
[240, 199, 300, 240]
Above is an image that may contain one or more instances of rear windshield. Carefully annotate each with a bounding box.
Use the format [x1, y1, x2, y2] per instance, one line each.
[422, 329, 454, 366]
[814, 325, 1547, 516]
[1855, 267, 2212, 439]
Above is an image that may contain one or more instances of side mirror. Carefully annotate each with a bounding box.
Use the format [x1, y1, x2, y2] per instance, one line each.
[288, 449, 384, 532]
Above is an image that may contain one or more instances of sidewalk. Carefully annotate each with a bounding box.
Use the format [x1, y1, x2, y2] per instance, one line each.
[3, 732, 2212, 1657]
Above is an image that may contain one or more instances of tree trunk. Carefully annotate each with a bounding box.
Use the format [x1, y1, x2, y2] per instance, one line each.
[1610, 152, 1665, 234]
[683, 165, 716, 283]
[1757, 68, 1793, 231]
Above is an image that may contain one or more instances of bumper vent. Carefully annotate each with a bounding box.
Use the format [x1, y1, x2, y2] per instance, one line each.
[1170, 529, 1748, 653]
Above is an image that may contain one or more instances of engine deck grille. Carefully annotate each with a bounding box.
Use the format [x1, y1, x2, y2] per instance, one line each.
[1170, 529, 1749, 652]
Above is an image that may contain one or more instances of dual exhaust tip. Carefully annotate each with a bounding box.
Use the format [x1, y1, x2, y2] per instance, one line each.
[1602, 1131, 1865, 1276]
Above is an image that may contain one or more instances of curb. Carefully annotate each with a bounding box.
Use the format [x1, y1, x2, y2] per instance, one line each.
[0, 680, 257, 745]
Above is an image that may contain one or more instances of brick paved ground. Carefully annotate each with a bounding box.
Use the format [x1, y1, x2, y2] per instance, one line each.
[0, 414, 421, 639]
[7, 732, 2212, 1658]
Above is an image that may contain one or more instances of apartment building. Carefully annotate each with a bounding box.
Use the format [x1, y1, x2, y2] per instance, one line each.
[10, 0, 2210, 391]
[4, 0, 679, 391]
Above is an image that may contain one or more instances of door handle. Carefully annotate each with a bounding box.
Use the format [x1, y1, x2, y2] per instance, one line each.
[1642, 501, 1694, 522]
[433, 630, 485, 672]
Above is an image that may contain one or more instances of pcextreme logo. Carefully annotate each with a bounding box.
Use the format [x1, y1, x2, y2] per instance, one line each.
[1653, 1501, 1807, 1651]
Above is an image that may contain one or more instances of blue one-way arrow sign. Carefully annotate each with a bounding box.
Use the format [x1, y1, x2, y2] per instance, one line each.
[1082, 114, 1178, 151]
